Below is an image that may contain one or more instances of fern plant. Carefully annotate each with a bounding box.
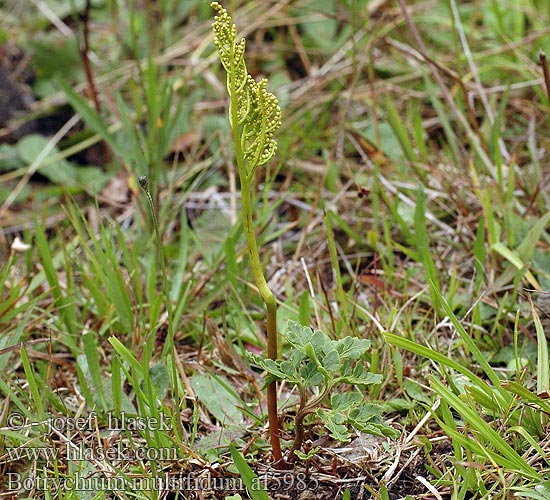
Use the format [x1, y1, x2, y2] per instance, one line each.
[211, 2, 283, 462]
[250, 321, 399, 462]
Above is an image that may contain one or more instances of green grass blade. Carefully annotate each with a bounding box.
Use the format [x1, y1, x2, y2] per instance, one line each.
[299, 291, 310, 326]
[34, 222, 78, 339]
[229, 444, 270, 500]
[501, 380, 550, 414]
[82, 332, 107, 410]
[111, 356, 122, 417]
[20, 347, 46, 421]
[59, 78, 117, 152]
[108, 337, 143, 374]
[531, 298, 549, 394]
[0, 308, 31, 371]
[431, 377, 540, 480]
[325, 210, 349, 332]
[385, 96, 417, 162]
[414, 186, 440, 310]
[430, 281, 508, 395]
[0, 374, 40, 421]
[517, 213, 550, 262]
[384, 333, 482, 385]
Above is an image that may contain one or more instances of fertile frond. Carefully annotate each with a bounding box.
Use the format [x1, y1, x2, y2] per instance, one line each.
[211, 2, 281, 175]
[211, 1, 284, 462]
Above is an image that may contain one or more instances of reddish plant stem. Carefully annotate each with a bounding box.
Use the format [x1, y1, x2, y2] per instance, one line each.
[78, 0, 111, 163]
[539, 51, 550, 105]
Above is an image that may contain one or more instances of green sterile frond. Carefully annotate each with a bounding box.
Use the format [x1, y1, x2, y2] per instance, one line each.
[242, 79, 281, 171]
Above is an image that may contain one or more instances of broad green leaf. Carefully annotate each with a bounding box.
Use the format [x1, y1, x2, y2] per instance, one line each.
[334, 337, 371, 360]
[348, 403, 383, 422]
[318, 409, 351, 442]
[0, 143, 23, 172]
[311, 329, 331, 353]
[304, 341, 330, 379]
[287, 348, 307, 367]
[149, 363, 170, 400]
[286, 320, 315, 348]
[304, 342, 319, 363]
[248, 353, 286, 379]
[280, 359, 302, 382]
[191, 373, 243, 426]
[17, 134, 109, 193]
[339, 362, 382, 385]
[331, 392, 363, 410]
[299, 363, 323, 386]
[358, 421, 400, 439]
[302, 0, 337, 49]
[359, 122, 403, 161]
[321, 349, 340, 372]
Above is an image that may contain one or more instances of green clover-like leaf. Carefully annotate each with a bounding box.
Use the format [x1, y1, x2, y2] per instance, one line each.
[318, 409, 351, 442]
[247, 353, 285, 378]
[334, 336, 371, 360]
[321, 349, 340, 372]
[331, 392, 363, 411]
[311, 329, 332, 353]
[338, 360, 382, 385]
[286, 321, 315, 349]
[299, 362, 324, 386]
[294, 447, 320, 461]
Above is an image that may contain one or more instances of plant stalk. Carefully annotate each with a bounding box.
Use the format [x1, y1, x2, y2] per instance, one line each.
[214, 0, 283, 462]
[288, 384, 331, 463]
[228, 76, 282, 463]
[240, 178, 282, 462]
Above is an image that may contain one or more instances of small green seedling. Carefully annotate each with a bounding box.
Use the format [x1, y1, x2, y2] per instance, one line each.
[211, 2, 283, 461]
[250, 321, 399, 462]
